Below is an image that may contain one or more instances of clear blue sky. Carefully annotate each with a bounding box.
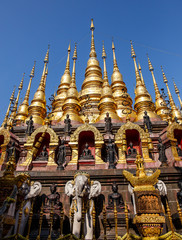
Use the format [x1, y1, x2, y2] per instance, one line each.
[0, 0, 182, 124]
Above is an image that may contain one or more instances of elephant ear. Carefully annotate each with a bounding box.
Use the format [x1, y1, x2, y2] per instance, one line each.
[65, 180, 75, 197]
[89, 181, 101, 199]
[26, 181, 42, 199]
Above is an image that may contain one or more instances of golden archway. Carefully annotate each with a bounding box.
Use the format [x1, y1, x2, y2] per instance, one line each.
[115, 121, 153, 163]
[167, 122, 182, 161]
[20, 126, 59, 167]
[69, 123, 104, 166]
[0, 127, 11, 165]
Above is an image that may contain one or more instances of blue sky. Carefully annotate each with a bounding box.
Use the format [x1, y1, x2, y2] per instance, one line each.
[0, 0, 182, 123]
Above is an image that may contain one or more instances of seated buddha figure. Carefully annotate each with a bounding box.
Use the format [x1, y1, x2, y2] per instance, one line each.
[80, 143, 94, 159]
[127, 142, 137, 158]
[107, 182, 124, 211]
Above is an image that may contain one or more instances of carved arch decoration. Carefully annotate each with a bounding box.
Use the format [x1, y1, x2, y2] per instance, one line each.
[166, 122, 182, 161]
[0, 127, 11, 165]
[115, 121, 148, 140]
[69, 123, 104, 166]
[20, 126, 59, 168]
[70, 123, 103, 142]
[115, 121, 152, 164]
[167, 122, 182, 139]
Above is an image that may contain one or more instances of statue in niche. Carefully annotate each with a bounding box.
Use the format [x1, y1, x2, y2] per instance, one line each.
[80, 143, 94, 159]
[105, 112, 112, 134]
[106, 182, 124, 211]
[106, 137, 117, 169]
[64, 114, 72, 136]
[143, 111, 152, 132]
[6, 142, 16, 162]
[176, 143, 182, 157]
[57, 139, 66, 170]
[26, 115, 34, 136]
[177, 180, 182, 208]
[127, 142, 137, 158]
[157, 138, 168, 166]
[44, 183, 61, 213]
[35, 145, 48, 161]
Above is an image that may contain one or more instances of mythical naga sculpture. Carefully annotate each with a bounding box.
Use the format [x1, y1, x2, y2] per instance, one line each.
[65, 172, 101, 239]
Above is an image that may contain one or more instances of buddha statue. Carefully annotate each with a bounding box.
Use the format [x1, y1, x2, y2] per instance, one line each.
[107, 182, 124, 211]
[44, 183, 61, 213]
[80, 143, 94, 159]
[157, 138, 168, 166]
[35, 145, 48, 161]
[176, 143, 182, 157]
[143, 111, 152, 132]
[127, 142, 137, 158]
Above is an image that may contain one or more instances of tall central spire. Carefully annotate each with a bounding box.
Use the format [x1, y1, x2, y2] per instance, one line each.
[130, 41, 160, 121]
[111, 40, 136, 121]
[51, 44, 71, 121]
[173, 78, 182, 109]
[79, 19, 103, 123]
[28, 47, 49, 125]
[147, 56, 170, 121]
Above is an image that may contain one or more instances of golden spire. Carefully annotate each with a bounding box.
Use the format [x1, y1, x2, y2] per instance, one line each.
[51, 43, 71, 121]
[8, 74, 24, 124]
[96, 42, 120, 122]
[111, 40, 136, 121]
[61, 43, 83, 123]
[138, 60, 146, 87]
[130, 41, 160, 121]
[16, 62, 36, 124]
[161, 66, 182, 123]
[79, 19, 103, 123]
[1, 87, 16, 127]
[89, 19, 96, 58]
[28, 47, 49, 125]
[147, 55, 170, 121]
[173, 78, 182, 109]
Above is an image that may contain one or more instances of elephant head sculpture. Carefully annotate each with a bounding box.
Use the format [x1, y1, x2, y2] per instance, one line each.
[65, 172, 101, 239]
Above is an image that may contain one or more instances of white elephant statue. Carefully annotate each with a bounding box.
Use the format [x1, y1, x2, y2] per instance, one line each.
[65, 172, 101, 239]
[13, 181, 42, 236]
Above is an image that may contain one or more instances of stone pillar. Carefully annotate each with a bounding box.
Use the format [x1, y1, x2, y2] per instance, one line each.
[95, 141, 104, 164]
[141, 138, 153, 163]
[67, 142, 78, 170]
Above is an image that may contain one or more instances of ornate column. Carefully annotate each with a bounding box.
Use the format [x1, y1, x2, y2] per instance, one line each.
[95, 140, 104, 164]
[47, 143, 57, 167]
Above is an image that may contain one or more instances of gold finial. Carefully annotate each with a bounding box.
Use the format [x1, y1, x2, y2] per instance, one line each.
[19, 73, 25, 90]
[89, 18, 97, 58]
[161, 66, 168, 83]
[72, 43, 77, 60]
[10, 87, 16, 101]
[173, 78, 179, 94]
[102, 41, 106, 59]
[124, 202, 129, 236]
[44, 45, 50, 63]
[177, 199, 182, 225]
[114, 201, 118, 240]
[166, 200, 174, 233]
[138, 60, 146, 87]
[130, 40, 136, 58]
[147, 54, 154, 71]
[30, 61, 36, 78]
[65, 42, 71, 72]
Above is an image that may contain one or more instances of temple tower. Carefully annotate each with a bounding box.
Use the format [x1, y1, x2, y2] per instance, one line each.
[28, 47, 49, 125]
[173, 79, 182, 110]
[79, 19, 103, 123]
[51, 44, 71, 121]
[111, 41, 136, 121]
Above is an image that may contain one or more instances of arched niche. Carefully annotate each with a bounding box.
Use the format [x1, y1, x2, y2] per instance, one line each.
[115, 121, 152, 164]
[167, 122, 182, 160]
[20, 126, 59, 167]
[78, 131, 95, 159]
[0, 127, 10, 165]
[69, 123, 104, 166]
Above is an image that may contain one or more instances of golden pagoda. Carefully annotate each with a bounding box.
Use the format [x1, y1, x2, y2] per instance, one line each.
[96, 42, 120, 122]
[130, 41, 160, 121]
[1, 87, 15, 127]
[161, 66, 182, 123]
[60, 44, 83, 123]
[51, 44, 71, 121]
[111, 40, 136, 121]
[147, 55, 170, 121]
[15, 62, 36, 124]
[28, 47, 49, 125]
[173, 78, 182, 110]
[7, 74, 24, 127]
[79, 19, 103, 123]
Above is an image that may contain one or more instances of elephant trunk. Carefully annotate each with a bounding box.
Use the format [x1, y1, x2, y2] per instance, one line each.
[76, 197, 82, 222]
